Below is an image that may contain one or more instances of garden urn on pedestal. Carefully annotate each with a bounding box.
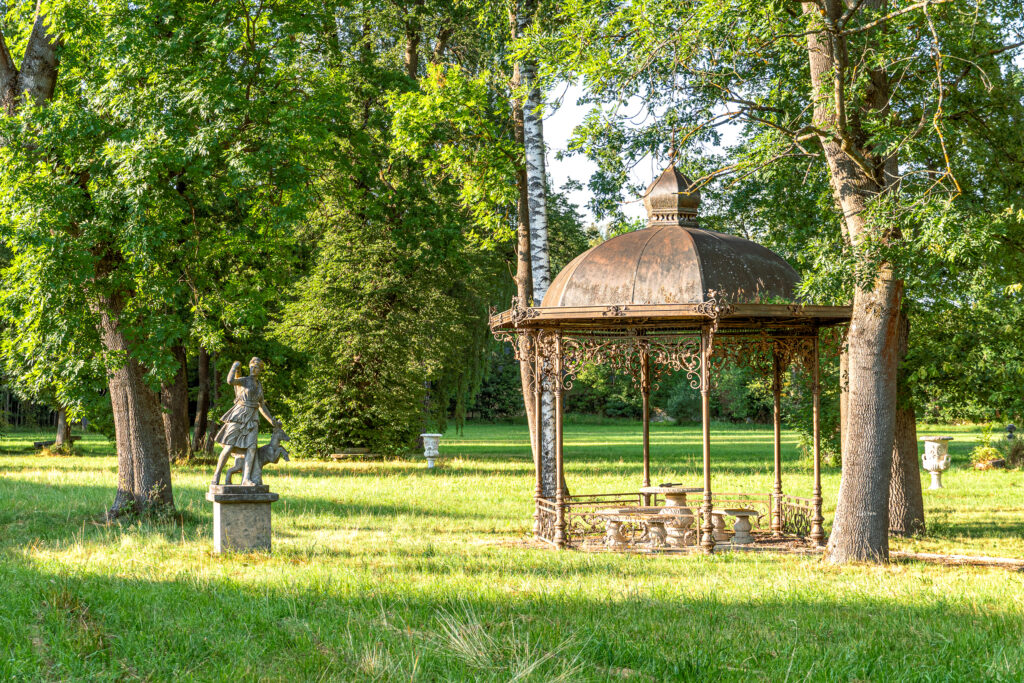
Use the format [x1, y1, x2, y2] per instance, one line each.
[921, 436, 953, 489]
[421, 433, 442, 468]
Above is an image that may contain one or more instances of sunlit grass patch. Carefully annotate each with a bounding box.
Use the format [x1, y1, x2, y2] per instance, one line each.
[1, 422, 1022, 680]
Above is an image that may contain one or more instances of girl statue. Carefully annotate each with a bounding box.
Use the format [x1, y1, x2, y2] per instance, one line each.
[211, 357, 281, 487]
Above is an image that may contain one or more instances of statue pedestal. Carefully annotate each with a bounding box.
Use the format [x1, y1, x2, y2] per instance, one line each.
[206, 485, 279, 553]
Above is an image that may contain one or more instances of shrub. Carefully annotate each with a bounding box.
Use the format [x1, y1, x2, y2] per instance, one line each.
[970, 445, 1002, 467]
[998, 438, 1024, 468]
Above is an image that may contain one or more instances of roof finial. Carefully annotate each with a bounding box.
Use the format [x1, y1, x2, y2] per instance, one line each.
[643, 165, 700, 228]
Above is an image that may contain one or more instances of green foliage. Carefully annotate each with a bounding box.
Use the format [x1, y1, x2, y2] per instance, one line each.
[970, 423, 1000, 465]
[565, 365, 643, 419]
[998, 438, 1024, 469]
[273, 205, 498, 455]
[389, 65, 520, 246]
[970, 446, 1002, 467]
[0, 0, 320, 424]
[468, 344, 523, 421]
[39, 442, 79, 457]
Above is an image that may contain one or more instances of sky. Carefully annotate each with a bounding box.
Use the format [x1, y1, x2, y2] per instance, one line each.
[543, 84, 650, 225]
[543, 83, 741, 226]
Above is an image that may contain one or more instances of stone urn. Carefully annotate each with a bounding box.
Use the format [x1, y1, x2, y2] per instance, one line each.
[421, 433, 442, 468]
[921, 436, 953, 489]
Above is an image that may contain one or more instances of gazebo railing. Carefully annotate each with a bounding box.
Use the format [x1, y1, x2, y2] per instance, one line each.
[777, 494, 814, 538]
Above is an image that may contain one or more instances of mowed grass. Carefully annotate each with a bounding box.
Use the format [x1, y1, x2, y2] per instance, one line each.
[0, 421, 1022, 681]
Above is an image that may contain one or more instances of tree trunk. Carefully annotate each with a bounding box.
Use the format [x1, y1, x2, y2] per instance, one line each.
[839, 347, 848, 462]
[192, 346, 211, 452]
[889, 310, 925, 535]
[161, 345, 191, 462]
[509, 42, 538, 462]
[804, 0, 902, 563]
[404, 0, 423, 79]
[54, 406, 71, 449]
[0, 6, 59, 116]
[520, 20, 557, 499]
[101, 297, 174, 517]
[828, 280, 902, 562]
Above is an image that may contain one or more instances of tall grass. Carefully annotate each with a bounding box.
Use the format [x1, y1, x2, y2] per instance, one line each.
[0, 422, 1022, 681]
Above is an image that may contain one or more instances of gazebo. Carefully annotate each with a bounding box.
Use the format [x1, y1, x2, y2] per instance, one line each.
[490, 165, 851, 553]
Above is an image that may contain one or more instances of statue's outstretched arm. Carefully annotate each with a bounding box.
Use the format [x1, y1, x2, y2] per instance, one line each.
[226, 361, 243, 386]
[260, 400, 280, 427]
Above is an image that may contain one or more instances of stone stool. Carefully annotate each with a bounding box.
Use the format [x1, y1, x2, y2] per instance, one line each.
[724, 508, 759, 545]
[711, 510, 730, 542]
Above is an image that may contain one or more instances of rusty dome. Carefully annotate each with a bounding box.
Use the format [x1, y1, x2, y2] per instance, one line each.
[541, 165, 799, 307]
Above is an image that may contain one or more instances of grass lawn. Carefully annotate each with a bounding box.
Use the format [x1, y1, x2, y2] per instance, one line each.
[1, 420, 1023, 681]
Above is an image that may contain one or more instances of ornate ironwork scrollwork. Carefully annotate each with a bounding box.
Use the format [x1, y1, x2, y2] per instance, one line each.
[559, 333, 702, 392]
[533, 330, 562, 392]
[648, 336, 702, 390]
[696, 297, 735, 319]
[709, 333, 775, 376]
[510, 295, 540, 327]
[779, 496, 813, 538]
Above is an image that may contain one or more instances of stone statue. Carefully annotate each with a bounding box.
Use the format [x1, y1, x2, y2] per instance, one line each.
[211, 357, 284, 487]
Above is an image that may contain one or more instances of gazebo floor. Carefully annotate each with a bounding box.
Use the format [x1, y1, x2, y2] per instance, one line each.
[567, 532, 825, 555]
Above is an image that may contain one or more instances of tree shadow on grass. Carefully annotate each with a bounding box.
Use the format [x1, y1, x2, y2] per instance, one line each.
[2, 550, 1022, 681]
[0, 478, 493, 553]
[926, 520, 1024, 542]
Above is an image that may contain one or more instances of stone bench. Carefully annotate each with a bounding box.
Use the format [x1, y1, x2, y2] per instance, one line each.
[595, 506, 696, 549]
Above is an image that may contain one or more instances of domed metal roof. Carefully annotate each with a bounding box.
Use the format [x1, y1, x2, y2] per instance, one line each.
[541, 166, 799, 308]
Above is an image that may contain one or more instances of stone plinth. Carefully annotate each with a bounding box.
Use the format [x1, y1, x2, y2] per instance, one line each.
[206, 484, 279, 553]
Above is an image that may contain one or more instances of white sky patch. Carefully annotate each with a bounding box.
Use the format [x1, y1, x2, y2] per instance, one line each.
[545, 83, 742, 226]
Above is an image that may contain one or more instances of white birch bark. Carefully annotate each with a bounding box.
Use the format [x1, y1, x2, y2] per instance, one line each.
[519, 11, 557, 499]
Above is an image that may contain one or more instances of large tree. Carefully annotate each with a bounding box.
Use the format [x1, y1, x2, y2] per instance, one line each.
[0, 0, 317, 516]
[266, 1, 515, 456]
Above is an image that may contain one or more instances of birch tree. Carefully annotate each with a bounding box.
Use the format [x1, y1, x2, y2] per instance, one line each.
[518, 0, 558, 499]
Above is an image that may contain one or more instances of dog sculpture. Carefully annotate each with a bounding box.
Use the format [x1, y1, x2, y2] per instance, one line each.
[225, 425, 290, 486]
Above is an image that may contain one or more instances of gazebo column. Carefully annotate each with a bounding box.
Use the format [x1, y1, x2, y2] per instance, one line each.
[533, 332, 544, 539]
[641, 347, 651, 504]
[810, 334, 825, 546]
[700, 326, 715, 554]
[554, 332, 567, 549]
[772, 348, 783, 537]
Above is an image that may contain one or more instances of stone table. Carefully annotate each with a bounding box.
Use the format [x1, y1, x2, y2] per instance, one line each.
[206, 484, 279, 553]
[638, 485, 703, 509]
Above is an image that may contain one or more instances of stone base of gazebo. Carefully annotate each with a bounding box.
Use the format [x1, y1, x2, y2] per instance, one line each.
[534, 491, 821, 551]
